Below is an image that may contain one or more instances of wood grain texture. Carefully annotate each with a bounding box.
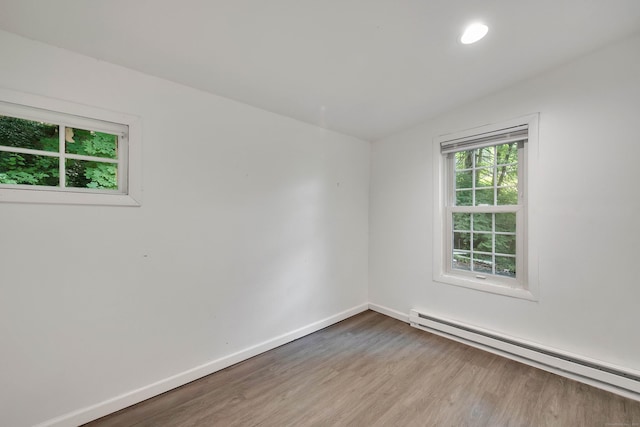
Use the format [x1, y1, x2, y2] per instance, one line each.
[84, 311, 640, 427]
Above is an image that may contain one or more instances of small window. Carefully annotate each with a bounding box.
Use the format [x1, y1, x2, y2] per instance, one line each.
[0, 90, 140, 206]
[434, 115, 538, 300]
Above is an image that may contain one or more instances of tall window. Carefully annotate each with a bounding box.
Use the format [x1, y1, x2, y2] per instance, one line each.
[434, 116, 538, 300]
[0, 91, 140, 206]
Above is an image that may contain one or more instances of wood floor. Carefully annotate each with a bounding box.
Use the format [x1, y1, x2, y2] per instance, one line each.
[85, 310, 640, 426]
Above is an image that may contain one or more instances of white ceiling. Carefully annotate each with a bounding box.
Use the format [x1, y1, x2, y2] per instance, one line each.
[1, 1, 639, 141]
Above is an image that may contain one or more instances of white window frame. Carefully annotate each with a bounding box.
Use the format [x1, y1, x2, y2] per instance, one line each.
[0, 88, 141, 206]
[433, 114, 539, 300]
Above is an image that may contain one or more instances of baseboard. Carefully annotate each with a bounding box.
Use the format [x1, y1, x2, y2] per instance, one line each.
[368, 302, 409, 323]
[36, 303, 369, 427]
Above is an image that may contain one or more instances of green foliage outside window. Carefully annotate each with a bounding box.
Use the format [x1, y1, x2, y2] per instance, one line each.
[451, 142, 520, 277]
[454, 142, 519, 206]
[0, 116, 118, 189]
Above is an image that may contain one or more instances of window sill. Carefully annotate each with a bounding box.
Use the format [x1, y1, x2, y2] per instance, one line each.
[0, 187, 141, 206]
[434, 272, 538, 301]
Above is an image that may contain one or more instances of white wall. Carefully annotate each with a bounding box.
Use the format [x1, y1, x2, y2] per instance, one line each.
[0, 30, 369, 427]
[370, 33, 640, 371]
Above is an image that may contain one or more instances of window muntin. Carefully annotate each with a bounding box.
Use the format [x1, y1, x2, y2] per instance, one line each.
[0, 103, 128, 195]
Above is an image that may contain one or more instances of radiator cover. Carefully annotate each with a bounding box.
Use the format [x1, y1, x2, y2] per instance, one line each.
[409, 309, 640, 400]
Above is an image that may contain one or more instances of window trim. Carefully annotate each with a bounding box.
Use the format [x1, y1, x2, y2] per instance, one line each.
[433, 114, 539, 301]
[0, 88, 141, 206]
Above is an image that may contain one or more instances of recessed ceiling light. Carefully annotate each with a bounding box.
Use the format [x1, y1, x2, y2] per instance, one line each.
[460, 23, 489, 44]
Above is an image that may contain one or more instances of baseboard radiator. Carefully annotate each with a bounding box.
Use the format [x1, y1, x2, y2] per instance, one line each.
[409, 309, 640, 400]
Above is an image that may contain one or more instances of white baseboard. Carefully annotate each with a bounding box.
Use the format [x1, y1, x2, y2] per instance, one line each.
[36, 303, 369, 427]
[368, 302, 409, 323]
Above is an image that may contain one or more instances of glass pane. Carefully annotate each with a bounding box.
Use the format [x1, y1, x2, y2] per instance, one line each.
[453, 232, 470, 251]
[495, 213, 516, 233]
[497, 186, 518, 205]
[473, 213, 492, 232]
[475, 146, 494, 168]
[0, 115, 58, 152]
[455, 151, 473, 170]
[475, 188, 494, 205]
[475, 167, 494, 188]
[495, 234, 516, 255]
[65, 128, 118, 159]
[496, 165, 518, 187]
[473, 254, 493, 274]
[453, 213, 470, 231]
[0, 151, 59, 186]
[456, 190, 472, 206]
[453, 251, 471, 271]
[65, 159, 118, 190]
[455, 170, 472, 190]
[497, 142, 518, 165]
[473, 232, 492, 253]
[496, 256, 516, 277]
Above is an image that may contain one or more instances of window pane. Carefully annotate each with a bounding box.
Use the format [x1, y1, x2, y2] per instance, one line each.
[496, 256, 516, 277]
[495, 234, 516, 255]
[497, 186, 518, 205]
[453, 251, 471, 271]
[0, 115, 59, 152]
[475, 188, 494, 205]
[0, 151, 59, 186]
[455, 170, 472, 190]
[496, 165, 518, 187]
[453, 213, 470, 231]
[453, 232, 471, 251]
[497, 142, 518, 164]
[455, 151, 473, 170]
[475, 146, 494, 168]
[473, 213, 492, 232]
[65, 159, 118, 189]
[65, 128, 118, 159]
[456, 190, 472, 206]
[445, 132, 525, 284]
[473, 254, 493, 274]
[475, 167, 494, 188]
[473, 232, 492, 253]
[495, 213, 516, 233]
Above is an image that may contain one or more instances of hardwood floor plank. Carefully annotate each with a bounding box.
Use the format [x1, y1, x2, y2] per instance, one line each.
[84, 310, 640, 427]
